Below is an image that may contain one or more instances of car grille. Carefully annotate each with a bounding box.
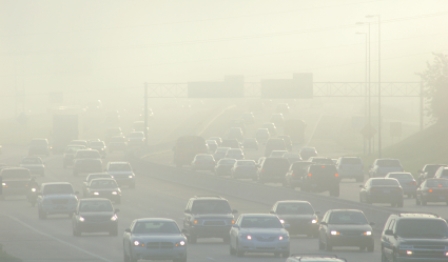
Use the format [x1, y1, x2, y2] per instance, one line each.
[203, 220, 226, 226]
[256, 236, 276, 242]
[83, 216, 111, 222]
[341, 230, 364, 236]
[146, 242, 174, 249]
[52, 199, 68, 204]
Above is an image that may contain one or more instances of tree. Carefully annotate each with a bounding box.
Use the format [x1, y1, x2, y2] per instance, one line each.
[419, 53, 448, 125]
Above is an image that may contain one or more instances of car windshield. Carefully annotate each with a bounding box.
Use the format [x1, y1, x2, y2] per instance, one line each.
[396, 219, 448, 238]
[108, 163, 131, 171]
[1, 169, 30, 179]
[329, 211, 368, 225]
[133, 221, 180, 234]
[191, 200, 231, 214]
[79, 201, 113, 212]
[43, 184, 74, 195]
[427, 180, 448, 187]
[219, 159, 236, 165]
[22, 158, 41, 164]
[87, 174, 111, 182]
[377, 159, 401, 167]
[241, 216, 282, 228]
[371, 179, 399, 186]
[388, 173, 413, 180]
[237, 161, 255, 166]
[90, 179, 117, 188]
[276, 203, 314, 215]
[341, 158, 362, 164]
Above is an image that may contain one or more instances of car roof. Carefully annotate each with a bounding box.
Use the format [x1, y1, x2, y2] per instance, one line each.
[393, 212, 441, 219]
[191, 196, 226, 200]
[327, 209, 364, 213]
[90, 178, 116, 182]
[387, 172, 412, 175]
[108, 161, 129, 165]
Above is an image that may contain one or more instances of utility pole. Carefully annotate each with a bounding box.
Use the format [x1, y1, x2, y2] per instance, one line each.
[377, 16, 382, 158]
[144, 83, 148, 146]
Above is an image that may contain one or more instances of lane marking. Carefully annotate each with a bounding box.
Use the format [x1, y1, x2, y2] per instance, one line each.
[8, 216, 112, 262]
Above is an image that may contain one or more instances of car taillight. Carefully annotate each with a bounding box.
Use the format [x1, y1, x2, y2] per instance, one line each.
[335, 173, 339, 178]
[307, 173, 312, 177]
[291, 172, 295, 177]
[409, 181, 417, 185]
[429, 188, 433, 193]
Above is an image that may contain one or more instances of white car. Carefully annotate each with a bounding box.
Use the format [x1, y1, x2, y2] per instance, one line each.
[106, 162, 135, 189]
[229, 213, 290, 257]
[369, 158, 403, 178]
[37, 182, 78, 219]
[123, 218, 187, 262]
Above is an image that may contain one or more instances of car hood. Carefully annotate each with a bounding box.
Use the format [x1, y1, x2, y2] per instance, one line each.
[131, 234, 186, 242]
[238, 228, 288, 236]
[328, 224, 372, 231]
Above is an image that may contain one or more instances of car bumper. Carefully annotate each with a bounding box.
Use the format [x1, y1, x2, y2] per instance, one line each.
[190, 225, 232, 238]
[238, 239, 289, 253]
[132, 247, 186, 261]
[328, 235, 373, 247]
[395, 253, 448, 262]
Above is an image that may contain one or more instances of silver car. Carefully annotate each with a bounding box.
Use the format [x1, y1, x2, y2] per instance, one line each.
[336, 157, 364, 182]
[37, 182, 78, 219]
[369, 158, 403, 178]
[229, 214, 290, 257]
[123, 218, 187, 262]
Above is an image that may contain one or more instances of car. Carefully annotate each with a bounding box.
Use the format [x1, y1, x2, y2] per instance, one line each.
[284, 161, 312, 188]
[73, 158, 103, 176]
[84, 178, 121, 204]
[286, 255, 347, 262]
[106, 162, 136, 188]
[37, 182, 78, 219]
[262, 122, 277, 136]
[282, 152, 302, 164]
[82, 173, 113, 196]
[241, 112, 255, 124]
[255, 128, 270, 144]
[107, 136, 128, 152]
[301, 164, 340, 197]
[270, 113, 284, 127]
[417, 164, 447, 184]
[381, 212, 448, 262]
[72, 198, 119, 236]
[257, 157, 290, 184]
[191, 154, 216, 171]
[242, 138, 258, 150]
[276, 103, 290, 115]
[88, 140, 107, 158]
[227, 127, 244, 141]
[214, 158, 236, 176]
[225, 148, 244, 160]
[309, 157, 334, 165]
[369, 158, 403, 178]
[213, 147, 230, 162]
[434, 166, 448, 179]
[229, 213, 290, 257]
[300, 147, 318, 160]
[208, 137, 223, 145]
[318, 209, 374, 252]
[205, 140, 218, 153]
[270, 200, 319, 237]
[221, 139, 241, 149]
[359, 178, 404, 207]
[0, 167, 32, 199]
[270, 150, 289, 158]
[73, 148, 101, 164]
[416, 178, 448, 205]
[231, 160, 257, 179]
[123, 218, 187, 262]
[20, 157, 45, 176]
[28, 138, 51, 156]
[127, 131, 146, 147]
[265, 138, 287, 157]
[385, 172, 417, 198]
[63, 145, 86, 168]
[336, 157, 364, 182]
[183, 196, 237, 243]
[69, 140, 88, 147]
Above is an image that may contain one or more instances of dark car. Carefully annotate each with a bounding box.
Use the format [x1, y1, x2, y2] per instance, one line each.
[227, 127, 244, 141]
[318, 209, 374, 252]
[300, 147, 318, 160]
[213, 147, 230, 162]
[265, 138, 287, 157]
[28, 138, 51, 156]
[282, 152, 301, 164]
[63, 145, 86, 168]
[434, 167, 448, 179]
[241, 112, 255, 124]
[205, 140, 218, 153]
[242, 138, 258, 150]
[221, 139, 241, 149]
[214, 158, 236, 176]
[416, 178, 448, 205]
[278, 135, 293, 151]
[182, 196, 237, 243]
[72, 198, 119, 236]
[255, 128, 270, 144]
[73, 158, 103, 176]
[0, 167, 32, 199]
[385, 172, 417, 198]
[381, 212, 448, 262]
[262, 122, 277, 136]
[231, 160, 257, 180]
[20, 157, 45, 176]
[257, 157, 290, 184]
[369, 158, 403, 178]
[284, 161, 312, 188]
[270, 113, 284, 127]
[271, 200, 319, 237]
[336, 157, 364, 182]
[417, 164, 447, 184]
[301, 164, 340, 197]
[359, 178, 403, 207]
[84, 178, 121, 204]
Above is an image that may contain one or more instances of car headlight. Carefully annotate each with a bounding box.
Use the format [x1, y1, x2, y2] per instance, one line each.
[363, 231, 372, 236]
[280, 219, 285, 224]
[330, 230, 340, 236]
[128, 175, 133, 178]
[31, 188, 37, 192]
[110, 214, 118, 221]
[311, 219, 318, 224]
[279, 236, 285, 240]
[2, 182, 6, 186]
[79, 216, 85, 222]
[193, 219, 198, 225]
[93, 192, 99, 196]
[242, 235, 252, 240]
[175, 240, 186, 247]
[112, 191, 118, 195]
[133, 240, 145, 247]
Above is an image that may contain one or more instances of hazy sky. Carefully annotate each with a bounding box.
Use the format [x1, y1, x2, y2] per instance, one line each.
[1, 0, 447, 111]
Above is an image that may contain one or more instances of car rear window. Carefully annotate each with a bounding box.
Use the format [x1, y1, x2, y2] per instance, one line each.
[309, 165, 338, 176]
[341, 158, 362, 164]
[396, 219, 448, 238]
[377, 159, 401, 167]
[191, 200, 231, 214]
[263, 158, 290, 169]
[371, 179, 399, 186]
[388, 173, 413, 180]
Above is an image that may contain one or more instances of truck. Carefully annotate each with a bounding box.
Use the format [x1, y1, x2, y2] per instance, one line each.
[52, 114, 79, 153]
[173, 136, 207, 168]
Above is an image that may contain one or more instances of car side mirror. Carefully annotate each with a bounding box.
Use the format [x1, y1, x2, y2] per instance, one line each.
[125, 228, 131, 233]
[385, 229, 393, 236]
[232, 209, 238, 214]
[370, 222, 375, 226]
[115, 208, 120, 213]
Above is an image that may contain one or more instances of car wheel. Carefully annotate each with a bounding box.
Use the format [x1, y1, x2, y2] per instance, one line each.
[188, 234, 197, 244]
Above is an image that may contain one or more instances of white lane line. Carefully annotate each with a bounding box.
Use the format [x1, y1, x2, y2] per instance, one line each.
[8, 216, 112, 262]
